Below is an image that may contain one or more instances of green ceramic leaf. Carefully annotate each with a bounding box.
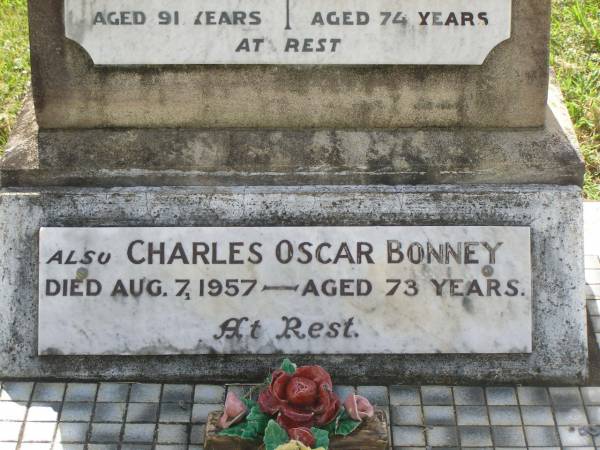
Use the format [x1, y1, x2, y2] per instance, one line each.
[311, 427, 330, 449]
[218, 422, 247, 438]
[217, 403, 270, 441]
[335, 411, 361, 436]
[241, 420, 262, 440]
[246, 405, 268, 423]
[280, 358, 297, 374]
[322, 409, 343, 434]
[245, 405, 270, 437]
[243, 398, 259, 410]
[263, 419, 289, 450]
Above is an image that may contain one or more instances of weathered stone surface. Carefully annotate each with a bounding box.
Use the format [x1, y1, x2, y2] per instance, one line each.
[28, 0, 550, 129]
[1, 86, 583, 188]
[0, 184, 586, 383]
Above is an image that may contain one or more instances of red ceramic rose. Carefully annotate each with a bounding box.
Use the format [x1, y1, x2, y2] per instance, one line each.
[258, 365, 341, 431]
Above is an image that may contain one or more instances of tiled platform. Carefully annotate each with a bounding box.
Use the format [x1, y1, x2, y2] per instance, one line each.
[585, 202, 600, 351]
[587, 253, 600, 346]
[2, 382, 600, 448]
[0, 381, 209, 449]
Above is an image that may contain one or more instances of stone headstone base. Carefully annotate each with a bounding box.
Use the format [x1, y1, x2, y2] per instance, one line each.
[0, 184, 586, 383]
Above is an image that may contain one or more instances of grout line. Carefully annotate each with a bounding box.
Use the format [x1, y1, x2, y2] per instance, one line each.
[152, 383, 165, 448]
[450, 386, 460, 448]
[482, 386, 493, 446]
[117, 383, 133, 450]
[187, 384, 197, 448]
[184, 384, 195, 448]
[50, 380, 70, 449]
[417, 385, 426, 447]
[580, 385, 596, 447]
[84, 382, 101, 449]
[547, 388, 562, 448]
[483, 387, 493, 448]
[516, 387, 529, 448]
[384, 384, 392, 448]
[15, 382, 36, 450]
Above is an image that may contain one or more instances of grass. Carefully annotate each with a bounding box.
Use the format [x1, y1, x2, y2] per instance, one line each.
[551, 0, 600, 199]
[0, 0, 598, 197]
[0, 0, 29, 150]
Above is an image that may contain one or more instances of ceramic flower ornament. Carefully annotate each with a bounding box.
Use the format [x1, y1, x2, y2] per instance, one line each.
[217, 359, 374, 450]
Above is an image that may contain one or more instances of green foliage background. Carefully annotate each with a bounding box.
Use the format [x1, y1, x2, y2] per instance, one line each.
[0, 0, 29, 150]
[551, 0, 599, 199]
[0, 0, 598, 197]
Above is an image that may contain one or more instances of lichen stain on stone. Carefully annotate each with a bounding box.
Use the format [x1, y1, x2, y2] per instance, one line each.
[462, 297, 475, 314]
[41, 347, 65, 356]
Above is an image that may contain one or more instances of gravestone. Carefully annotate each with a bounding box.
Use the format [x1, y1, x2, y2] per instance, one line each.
[0, 0, 587, 383]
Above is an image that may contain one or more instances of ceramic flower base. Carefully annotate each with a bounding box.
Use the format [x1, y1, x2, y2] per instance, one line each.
[204, 409, 389, 450]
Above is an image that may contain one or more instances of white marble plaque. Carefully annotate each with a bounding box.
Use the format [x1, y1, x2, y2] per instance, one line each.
[64, 0, 511, 65]
[38, 226, 532, 355]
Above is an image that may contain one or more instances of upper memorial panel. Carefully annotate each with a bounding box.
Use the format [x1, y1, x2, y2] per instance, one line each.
[64, 0, 511, 65]
[29, 0, 550, 129]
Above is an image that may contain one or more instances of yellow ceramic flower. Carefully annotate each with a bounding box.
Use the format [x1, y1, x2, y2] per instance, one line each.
[274, 440, 325, 450]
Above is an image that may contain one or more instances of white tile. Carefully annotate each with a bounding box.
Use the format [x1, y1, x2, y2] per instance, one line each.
[22, 422, 56, 442]
[27, 403, 61, 422]
[0, 422, 22, 442]
[0, 401, 28, 421]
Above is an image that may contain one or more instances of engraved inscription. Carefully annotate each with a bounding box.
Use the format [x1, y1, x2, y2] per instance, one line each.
[38, 226, 532, 355]
[64, 0, 512, 65]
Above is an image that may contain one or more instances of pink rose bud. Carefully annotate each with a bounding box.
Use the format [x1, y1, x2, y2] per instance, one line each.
[219, 392, 248, 429]
[344, 394, 374, 421]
